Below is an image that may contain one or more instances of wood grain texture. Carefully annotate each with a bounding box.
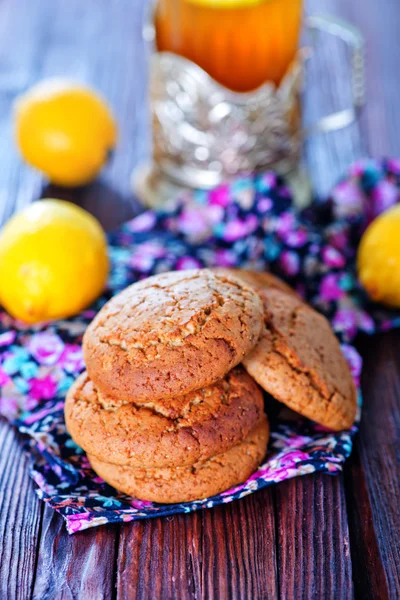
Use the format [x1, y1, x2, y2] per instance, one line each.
[274, 474, 353, 600]
[200, 491, 279, 600]
[117, 512, 203, 600]
[32, 505, 118, 600]
[344, 449, 391, 600]
[117, 489, 278, 600]
[0, 425, 42, 600]
[0, 0, 399, 598]
[353, 332, 400, 599]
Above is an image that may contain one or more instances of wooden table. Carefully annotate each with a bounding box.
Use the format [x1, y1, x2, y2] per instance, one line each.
[0, 0, 399, 598]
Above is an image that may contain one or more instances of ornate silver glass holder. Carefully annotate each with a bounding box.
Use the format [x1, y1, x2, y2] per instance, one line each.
[133, 14, 365, 210]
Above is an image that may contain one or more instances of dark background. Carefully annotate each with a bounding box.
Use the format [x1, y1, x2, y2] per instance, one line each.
[0, 0, 399, 598]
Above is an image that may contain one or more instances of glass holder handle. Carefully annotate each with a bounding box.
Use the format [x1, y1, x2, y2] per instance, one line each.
[303, 14, 365, 137]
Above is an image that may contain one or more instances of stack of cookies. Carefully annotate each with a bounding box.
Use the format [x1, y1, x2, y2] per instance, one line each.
[65, 269, 270, 503]
[65, 267, 357, 503]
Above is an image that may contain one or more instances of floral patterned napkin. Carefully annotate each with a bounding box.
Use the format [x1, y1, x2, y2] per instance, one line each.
[1, 158, 399, 533]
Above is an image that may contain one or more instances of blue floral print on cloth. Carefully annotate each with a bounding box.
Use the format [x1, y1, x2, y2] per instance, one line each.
[1, 158, 400, 534]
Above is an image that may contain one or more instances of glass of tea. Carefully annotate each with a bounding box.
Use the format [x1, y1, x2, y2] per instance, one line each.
[134, 2, 364, 209]
[155, 0, 303, 92]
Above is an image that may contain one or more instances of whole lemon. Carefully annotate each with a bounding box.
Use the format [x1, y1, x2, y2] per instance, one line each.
[357, 204, 400, 308]
[0, 199, 109, 323]
[14, 79, 117, 187]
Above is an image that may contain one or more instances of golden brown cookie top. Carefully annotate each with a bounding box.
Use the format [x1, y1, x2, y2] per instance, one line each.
[213, 267, 299, 299]
[65, 366, 265, 468]
[83, 269, 264, 401]
[243, 288, 357, 431]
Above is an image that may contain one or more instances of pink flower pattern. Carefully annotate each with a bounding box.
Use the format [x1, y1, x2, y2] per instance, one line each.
[28, 332, 64, 365]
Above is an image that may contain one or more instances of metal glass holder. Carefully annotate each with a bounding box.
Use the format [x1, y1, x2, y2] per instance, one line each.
[133, 14, 365, 210]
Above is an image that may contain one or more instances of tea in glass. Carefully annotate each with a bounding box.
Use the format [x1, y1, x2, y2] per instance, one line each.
[155, 0, 303, 92]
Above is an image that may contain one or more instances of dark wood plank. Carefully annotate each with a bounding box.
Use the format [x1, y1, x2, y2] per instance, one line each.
[200, 490, 278, 600]
[32, 505, 118, 600]
[275, 474, 353, 600]
[0, 423, 42, 600]
[329, 1, 400, 597]
[0, 0, 45, 224]
[117, 512, 202, 600]
[117, 490, 279, 600]
[351, 332, 400, 599]
[344, 447, 391, 600]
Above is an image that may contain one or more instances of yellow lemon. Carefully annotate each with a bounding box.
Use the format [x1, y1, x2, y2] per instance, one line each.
[0, 199, 109, 323]
[14, 79, 117, 187]
[357, 204, 400, 308]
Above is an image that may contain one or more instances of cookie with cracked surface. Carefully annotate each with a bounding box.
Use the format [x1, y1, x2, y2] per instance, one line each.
[242, 288, 357, 431]
[212, 267, 299, 299]
[65, 367, 265, 468]
[88, 416, 269, 503]
[83, 269, 264, 402]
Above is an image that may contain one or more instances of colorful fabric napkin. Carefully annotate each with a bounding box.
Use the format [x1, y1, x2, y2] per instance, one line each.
[1, 158, 399, 534]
